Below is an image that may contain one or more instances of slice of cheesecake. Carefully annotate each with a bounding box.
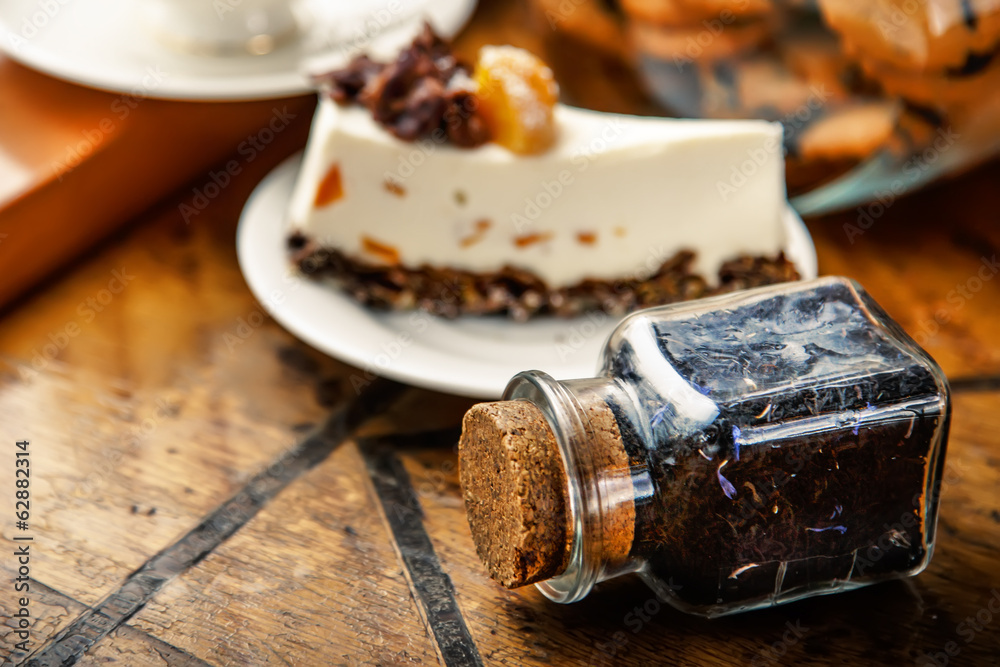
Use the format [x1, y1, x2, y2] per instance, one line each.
[287, 29, 797, 319]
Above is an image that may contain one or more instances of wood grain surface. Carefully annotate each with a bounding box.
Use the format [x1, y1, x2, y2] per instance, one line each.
[2, 0, 1000, 665]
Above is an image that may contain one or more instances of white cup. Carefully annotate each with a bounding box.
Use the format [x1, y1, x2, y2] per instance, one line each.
[141, 0, 300, 56]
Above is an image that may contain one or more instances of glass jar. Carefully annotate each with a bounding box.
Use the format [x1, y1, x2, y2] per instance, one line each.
[458, 276, 951, 617]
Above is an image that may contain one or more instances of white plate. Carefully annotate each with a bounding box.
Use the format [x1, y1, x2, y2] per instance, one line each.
[237, 155, 818, 398]
[0, 0, 476, 100]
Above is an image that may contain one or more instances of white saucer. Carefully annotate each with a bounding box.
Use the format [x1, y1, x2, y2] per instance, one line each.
[237, 155, 818, 399]
[0, 0, 476, 100]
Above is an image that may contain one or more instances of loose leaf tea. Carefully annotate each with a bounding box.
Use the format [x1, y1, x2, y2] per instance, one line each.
[460, 277, 950, 616]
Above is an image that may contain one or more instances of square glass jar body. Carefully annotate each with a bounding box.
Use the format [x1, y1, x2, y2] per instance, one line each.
[595, 276, 950, 615]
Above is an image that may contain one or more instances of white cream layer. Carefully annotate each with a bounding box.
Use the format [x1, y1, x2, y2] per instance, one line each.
[288, 99, 787, 288]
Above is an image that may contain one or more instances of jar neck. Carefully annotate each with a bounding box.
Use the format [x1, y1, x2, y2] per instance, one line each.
[503, 370, 644, 603]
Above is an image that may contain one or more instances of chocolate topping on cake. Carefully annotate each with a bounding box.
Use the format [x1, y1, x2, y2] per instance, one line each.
[317, 24, 492, 147]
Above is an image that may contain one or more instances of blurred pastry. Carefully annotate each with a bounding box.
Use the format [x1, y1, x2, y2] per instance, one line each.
[620, 0, 775, 24]
[628, 14, 778, 64]
[818, 0, 1000, 72]
[858, 52, 1000, 112]
[528, 0, 625, 57]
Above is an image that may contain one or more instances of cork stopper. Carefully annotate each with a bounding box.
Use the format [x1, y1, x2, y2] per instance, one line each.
[578, 396, 635, 568]
[459, 395, 638, 591]
[459, 401, 572, 588]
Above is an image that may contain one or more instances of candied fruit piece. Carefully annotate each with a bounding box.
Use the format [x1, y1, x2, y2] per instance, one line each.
[514, 232, 553, 248]
[315, 164, 343, 207]
[473, 46, 559, 155]
[361, 236, 400, 265]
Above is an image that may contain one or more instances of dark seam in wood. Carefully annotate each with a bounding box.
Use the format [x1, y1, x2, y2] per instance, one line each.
[9, 580, 211, 667]
[948, 375, 1000, 393]
[358, 430, 483, 667]
[23, 378, 406, 667]
[8, 580, 87, 666]
[22, 578, 87, 610]
[100, 625, 216, 667]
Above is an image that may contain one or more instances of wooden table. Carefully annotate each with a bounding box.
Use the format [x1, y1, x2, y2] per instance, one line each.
[2, 1, 1000, 665]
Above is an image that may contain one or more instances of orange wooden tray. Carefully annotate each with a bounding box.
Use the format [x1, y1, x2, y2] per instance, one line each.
[0, 56, 315, 310]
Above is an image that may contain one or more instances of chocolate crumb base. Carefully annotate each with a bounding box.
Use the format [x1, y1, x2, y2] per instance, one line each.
[289, 236, 801, 321]
[459, 401, 573, 588]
